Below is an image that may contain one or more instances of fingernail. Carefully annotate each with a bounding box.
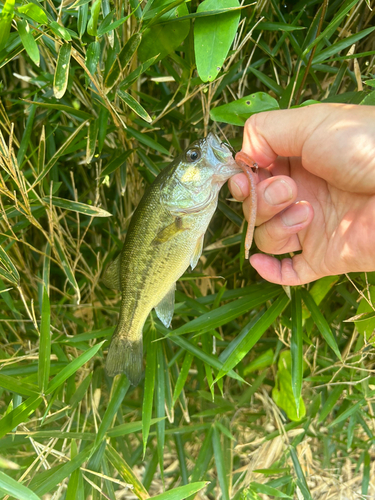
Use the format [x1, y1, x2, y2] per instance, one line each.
[281, 202, 309, 227]
[231, 179, 244, 200]
[264, 179, 293, 206]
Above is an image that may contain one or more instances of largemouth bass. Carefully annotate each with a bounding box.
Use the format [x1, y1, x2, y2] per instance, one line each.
[103, 132, 256, 385]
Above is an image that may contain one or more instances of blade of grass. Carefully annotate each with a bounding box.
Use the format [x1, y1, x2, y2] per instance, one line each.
[38, 286, 51, 393]
[291, 288, 303, 418]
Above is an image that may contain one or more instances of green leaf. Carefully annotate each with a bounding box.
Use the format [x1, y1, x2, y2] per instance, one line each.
[50, 21, 72, 41]
[138, 0, 190, 62]
[94, 374, 129, 447]
[100, 150, 132, 177]
[54, 43, 71, 99]
[17, 3, 48, 24]
[291, 287, 303, 416]
[0, 395, 43, 439]
[318, 385, 344, 423]
[38, 287, 51, 393]
[212, 424, 229, 500]
[243, 348, 274, 376]
[150, 482, 208, 500]
[194, 0, 240, 82]
[0, 374, 39, 397]
[46, 341, 105, 394]
[17, 19, 40, 66]
[0, 244, 20, 285]
[126, 126, 170, 155]
[155, 340, 166, 482]
[254, 21, 306, 31]
[169, 283, 281, 337]
[85, 40, 100, 84]
[301, 288, 341, 359]
[313, 27, 375, 64]
[105, 444, 149, 500]
[289, 448, 312, 500]
[0, 471, 41, 500]
[87, 0, 101, 36]
[0, 0, 15, 53]
[118, 89, 152, 123]
[143, 327, 157, 455]
[215, 293, 289, 382]
[53, 235, 81, 303]
[104, 32, 142, 90]
[250, 482, 292, 498]
[119, 54, 159, 90]
[42, 196, 112, 217]
[272, 351, 306, 422]
[210, 92, 279, 126]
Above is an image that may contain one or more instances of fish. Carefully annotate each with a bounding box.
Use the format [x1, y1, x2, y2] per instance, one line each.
[103, 132, 258, 385]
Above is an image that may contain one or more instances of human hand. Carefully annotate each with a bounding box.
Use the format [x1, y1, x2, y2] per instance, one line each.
[228, 103, 375, 285]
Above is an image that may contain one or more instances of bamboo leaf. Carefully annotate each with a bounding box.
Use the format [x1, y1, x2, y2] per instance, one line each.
[46, 341, 105, 395]
[143, 327, 157, 456]
[54, 43, 71, 99]
[38, 287, 51, 393]
[0, 0, 15, 53]
[0, 471, 41, 500]
[0, 395, 43, 439]
[42, 196, 112, 217]
[118, 89, 152, 123]
[194, 0, 240, 82]
[291, 288, 303, 417]
[17, 19, 40, 66]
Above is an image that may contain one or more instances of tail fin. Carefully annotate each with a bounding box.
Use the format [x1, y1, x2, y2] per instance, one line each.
[105, 335, 143, 385]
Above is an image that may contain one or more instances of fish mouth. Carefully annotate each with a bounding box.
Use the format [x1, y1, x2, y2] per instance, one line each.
[206, 132, 242, 179]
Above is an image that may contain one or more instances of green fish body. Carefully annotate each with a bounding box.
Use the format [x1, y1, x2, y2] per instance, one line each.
[104, 132, 242, 384]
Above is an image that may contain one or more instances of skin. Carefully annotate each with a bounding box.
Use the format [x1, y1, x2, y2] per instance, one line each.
[228, 103, 375, 286]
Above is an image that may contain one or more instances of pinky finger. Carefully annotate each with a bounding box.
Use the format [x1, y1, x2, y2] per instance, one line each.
[249, 253, 321, 286]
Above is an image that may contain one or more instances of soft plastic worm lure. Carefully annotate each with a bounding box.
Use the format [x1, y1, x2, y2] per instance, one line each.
[234, 151, 258, 260]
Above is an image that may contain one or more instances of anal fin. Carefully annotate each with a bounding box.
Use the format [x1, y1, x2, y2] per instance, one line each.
[102, 253, 121, 290]
[155, 283, 175, 328]
[190, 234, 204, 270]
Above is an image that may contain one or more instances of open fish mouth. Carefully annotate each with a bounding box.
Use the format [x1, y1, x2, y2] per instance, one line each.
[206, 132, 242, 179]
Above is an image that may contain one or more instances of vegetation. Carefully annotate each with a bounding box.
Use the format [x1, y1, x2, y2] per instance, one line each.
[0, 0, 375, 498]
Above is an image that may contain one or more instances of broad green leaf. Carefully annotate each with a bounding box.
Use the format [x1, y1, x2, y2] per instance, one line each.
[215, 293, 289, 382]
[0, 0, 15, 53]
[17, 19, 39, 66]
[42, 196, 112, 217]
[0, 471, 41, 500]
[54, 43, 71, 99]
[118, 89, 152, 123]
[17, 3, 48, 24]
[46, 341, 105, 394]
[50, 21, 72, 41]
[272, 351, 306, 422]
[138, 0, 189, 62]
[194, 0, 240, 82]
[151, 482, 208, 500]
[0, 395, 43, 439]
[210, 92, 279, 126]
[87, 0, 101, 36]
[38, 287, 51, 393]
[301, 288, 341, 358]
[105, 444, 149, 500]
[291, 287, 303, 416]
[77, 2, 89, 37]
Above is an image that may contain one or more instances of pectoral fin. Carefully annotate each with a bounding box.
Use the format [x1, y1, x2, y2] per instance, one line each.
[152, 217, 189, 245]
[190, 234, 204, 270]
[102, 253, 121, 290]
[155, 283, 175, 328]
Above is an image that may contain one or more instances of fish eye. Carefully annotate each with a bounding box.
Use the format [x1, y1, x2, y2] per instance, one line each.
[186, 148, 201, 163]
